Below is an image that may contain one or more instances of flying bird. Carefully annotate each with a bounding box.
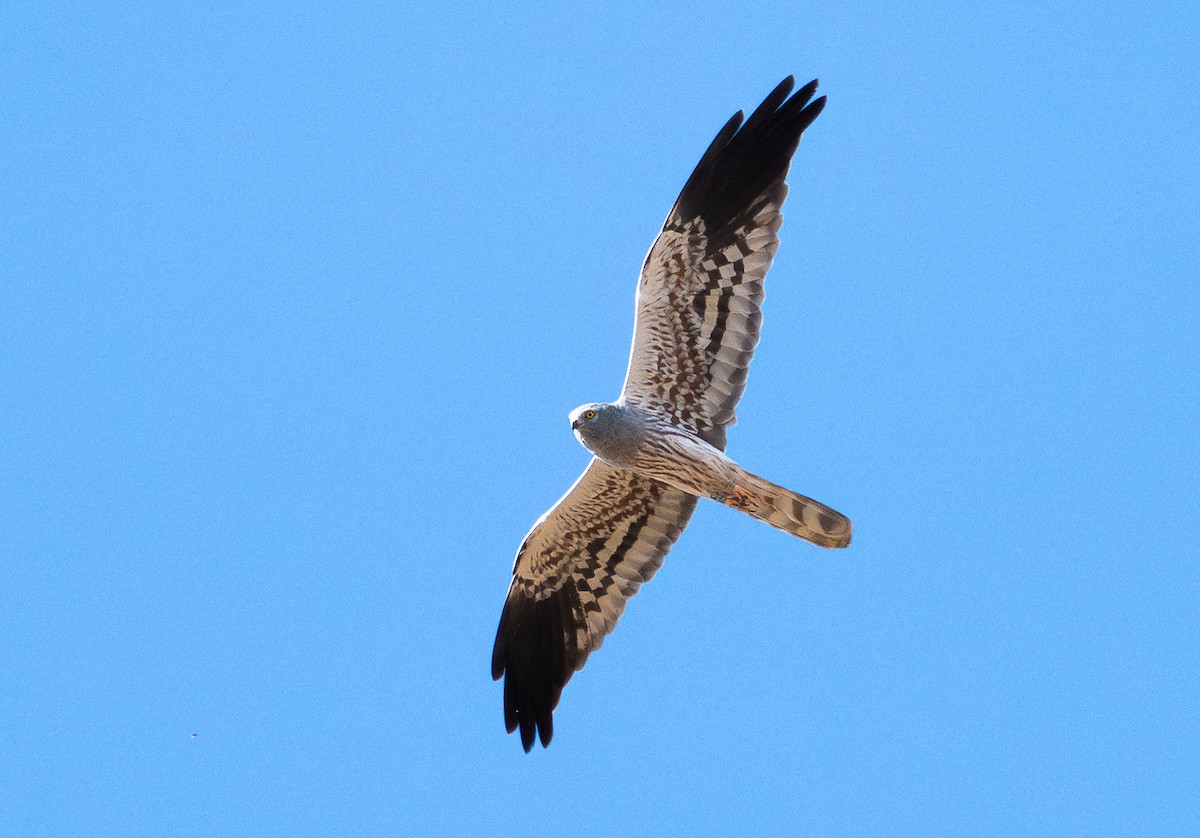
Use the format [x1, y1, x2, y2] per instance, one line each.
[492, 77, 850, 752]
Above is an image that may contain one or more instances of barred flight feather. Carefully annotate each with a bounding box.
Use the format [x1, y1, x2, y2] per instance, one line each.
[492, 459, 696, 751]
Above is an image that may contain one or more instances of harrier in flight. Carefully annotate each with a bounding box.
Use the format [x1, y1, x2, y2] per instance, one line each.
[492, 77, 850, 751]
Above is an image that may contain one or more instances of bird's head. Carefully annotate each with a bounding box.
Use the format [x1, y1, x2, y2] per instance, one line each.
[569, 402, 611, 433]
[571, 401, 631, 442]
[569, 402, 635, 463]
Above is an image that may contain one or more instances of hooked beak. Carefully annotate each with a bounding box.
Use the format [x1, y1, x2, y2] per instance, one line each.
[570, 417, 582, 431]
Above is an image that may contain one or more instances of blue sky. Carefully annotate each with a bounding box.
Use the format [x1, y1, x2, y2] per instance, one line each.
[2, 1, 1197, 834]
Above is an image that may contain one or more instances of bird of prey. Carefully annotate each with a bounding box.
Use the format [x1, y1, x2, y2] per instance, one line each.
[492, 77, 850, 752]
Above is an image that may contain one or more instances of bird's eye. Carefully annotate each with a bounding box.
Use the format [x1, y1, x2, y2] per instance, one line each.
[584, 410, 597, 420]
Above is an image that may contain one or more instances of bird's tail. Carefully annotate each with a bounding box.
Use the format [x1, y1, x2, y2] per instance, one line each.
[721, 469, 852, 548]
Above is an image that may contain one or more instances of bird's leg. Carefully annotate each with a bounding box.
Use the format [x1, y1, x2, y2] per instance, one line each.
[709, 475, 740, 506]
[726, 484, 755, 511]
[713, 481, 755, 511]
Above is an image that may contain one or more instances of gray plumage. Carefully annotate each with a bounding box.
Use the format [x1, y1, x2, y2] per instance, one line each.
[493, 77, 851, 752]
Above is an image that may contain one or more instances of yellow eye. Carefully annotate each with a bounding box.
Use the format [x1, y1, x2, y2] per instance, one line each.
[584, 410, 597, 420]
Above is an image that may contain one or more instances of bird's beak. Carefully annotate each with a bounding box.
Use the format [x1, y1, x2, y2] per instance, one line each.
[570, 418, 582, 431]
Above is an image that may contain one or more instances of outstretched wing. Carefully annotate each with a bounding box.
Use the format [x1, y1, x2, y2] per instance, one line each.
[493, 78, 828, 752]
[491, 460, 697, 751]
[621, 77, 826, 450]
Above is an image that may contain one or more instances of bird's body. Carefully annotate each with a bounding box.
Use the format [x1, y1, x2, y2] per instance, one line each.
[571, 400, 743, 501]
[493, 77, 851, 751]
[571, 401, 851, 547]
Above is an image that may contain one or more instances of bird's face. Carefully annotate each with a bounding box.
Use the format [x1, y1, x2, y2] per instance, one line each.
[569, 403, 607, 434]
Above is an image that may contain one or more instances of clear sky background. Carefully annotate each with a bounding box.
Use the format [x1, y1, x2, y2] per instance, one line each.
[2, 1, 1197, 835]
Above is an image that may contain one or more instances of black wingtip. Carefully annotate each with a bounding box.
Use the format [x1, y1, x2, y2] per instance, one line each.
[519, 711, 536, 752]
[666, 75, 828, 238]
[764, 75, 797, 112]
[492, 586, 579, 752]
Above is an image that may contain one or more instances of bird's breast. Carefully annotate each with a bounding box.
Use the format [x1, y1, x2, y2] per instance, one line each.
[573, 425, 640, 470]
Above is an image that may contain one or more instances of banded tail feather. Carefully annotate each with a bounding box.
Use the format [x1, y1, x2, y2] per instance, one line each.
[721, 470, 851, 548]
